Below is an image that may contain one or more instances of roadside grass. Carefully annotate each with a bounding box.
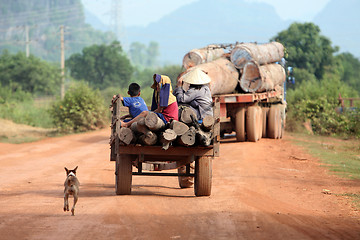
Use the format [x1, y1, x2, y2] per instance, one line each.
[0, 100, 54, 128]
[337, 193, 360, 209]
[289, 132, 360, 179]
[0, 134, 50, 144]
[288, 132, 360, 207]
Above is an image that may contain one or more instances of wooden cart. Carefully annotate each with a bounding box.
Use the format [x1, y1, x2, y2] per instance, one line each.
[109, 96, 220, 197]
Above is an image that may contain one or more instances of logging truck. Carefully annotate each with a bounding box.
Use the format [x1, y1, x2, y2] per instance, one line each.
[109, 95, 220, 197]
[182, 41, 287, 142]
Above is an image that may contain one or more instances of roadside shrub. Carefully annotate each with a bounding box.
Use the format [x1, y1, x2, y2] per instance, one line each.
[292, 97, 349, 135]
[345, 110, 360, 138]
[50, 82, 107, 133]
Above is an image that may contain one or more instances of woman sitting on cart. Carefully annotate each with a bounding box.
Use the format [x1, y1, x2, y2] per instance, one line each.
[173, 68, 213, 123]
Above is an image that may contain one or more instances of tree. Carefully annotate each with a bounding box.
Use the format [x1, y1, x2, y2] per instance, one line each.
[336, 52, 360, 94]
[128, 41, 160, 68]
[0, 50, 61, 95]
[272, 22, 337, 79]
[128, 42, 147, 67]
[66, 41, 133, 89]
[146, 41, 160, 68]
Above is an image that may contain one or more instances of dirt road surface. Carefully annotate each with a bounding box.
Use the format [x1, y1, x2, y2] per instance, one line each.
[0, 128, 359, 239]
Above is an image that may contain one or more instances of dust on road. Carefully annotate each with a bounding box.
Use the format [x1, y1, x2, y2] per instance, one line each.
[0, 129, 359, 239]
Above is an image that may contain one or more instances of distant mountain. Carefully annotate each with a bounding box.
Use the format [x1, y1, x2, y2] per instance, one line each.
[84, 8, 109, 31]
[126, 0, 289, 65]
[314, 0, 360, 57]
[0, 0, 116, 62]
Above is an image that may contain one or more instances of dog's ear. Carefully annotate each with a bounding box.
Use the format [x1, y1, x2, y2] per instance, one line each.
[74, 166, 78, 172]
[64, 167, 69, 174]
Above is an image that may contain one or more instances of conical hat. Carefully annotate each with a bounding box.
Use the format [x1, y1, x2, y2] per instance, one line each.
[181, 68, 211, 85]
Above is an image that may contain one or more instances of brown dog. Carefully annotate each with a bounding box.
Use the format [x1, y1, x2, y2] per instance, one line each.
[64, 166, 80, 216]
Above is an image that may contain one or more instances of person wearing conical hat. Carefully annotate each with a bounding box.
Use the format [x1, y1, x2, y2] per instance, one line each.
[174, 68, 213, 123]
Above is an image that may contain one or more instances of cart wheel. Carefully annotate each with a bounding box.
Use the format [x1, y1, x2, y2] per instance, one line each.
[246, 106, 259, 142]
[195, 156, 212, 197]
[235, 107, 246, 142]
[178, 165, 194, 188]
[115, 154, 132, 195]
[267, 105, 279, 139]
[256, 107, 263, 141]
[262, 107, 269, 138]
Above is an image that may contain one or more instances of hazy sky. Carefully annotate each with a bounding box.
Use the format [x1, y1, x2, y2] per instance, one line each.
[83, 0, 331, 27]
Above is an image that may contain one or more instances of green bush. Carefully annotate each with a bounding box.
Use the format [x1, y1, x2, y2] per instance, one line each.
[50, 82, 107, 133]
[286, 68, 359, 137]
[292, 97, 349, 135]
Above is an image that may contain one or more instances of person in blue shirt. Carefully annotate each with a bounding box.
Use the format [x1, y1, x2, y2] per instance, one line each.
[119, 83, 148, 122]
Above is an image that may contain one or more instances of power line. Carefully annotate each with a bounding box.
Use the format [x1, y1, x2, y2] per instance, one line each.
[0, 5, 82, 24]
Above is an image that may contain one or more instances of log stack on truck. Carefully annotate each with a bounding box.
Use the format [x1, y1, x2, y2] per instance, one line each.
[180, 41, 287, 142]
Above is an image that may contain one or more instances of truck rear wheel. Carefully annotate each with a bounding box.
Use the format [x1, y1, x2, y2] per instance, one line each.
[178, 165, 194, 188]
[256, 107, 263, 141]
[267, 105, 279, 139]
[262, 107, 269, 138]
[246, 106, 259, 142]
[278, 104, 286, 139]
[234, 107, 246, 142]
[195, 156, 212, 197]
[115, 154, 132, 195]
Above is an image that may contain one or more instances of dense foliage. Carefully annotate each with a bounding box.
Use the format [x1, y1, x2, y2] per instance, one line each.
[50, 82, 107, 133]
[0, 50, 61, 95]
[274, 22, 360, 137]
[336, 52, 360, 93]
[66, 41, 133, 90]
[272, 22, 337, 79]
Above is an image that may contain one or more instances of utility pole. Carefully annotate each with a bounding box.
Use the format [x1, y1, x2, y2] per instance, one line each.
[109, 0, 127, 48]
[25, 25, 30, 57]
[60, 25, 65, 100]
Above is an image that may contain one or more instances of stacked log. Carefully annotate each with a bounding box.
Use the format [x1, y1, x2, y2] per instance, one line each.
[240, 61, 286, 93]
[117, 108, 214, 149]
[179, 41, 286, 96]
[179, 58, 239, 95]
[230, 42, 284, 69]
[182, 45, 225, 69]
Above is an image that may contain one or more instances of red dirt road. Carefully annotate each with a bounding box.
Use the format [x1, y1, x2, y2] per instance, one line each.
[0, 129, 359, 239]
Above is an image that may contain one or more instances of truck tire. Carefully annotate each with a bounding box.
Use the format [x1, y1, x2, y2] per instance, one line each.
[115, 154, 132, 195]
[267, 105, 279, 139]
[195, 156, 212, 197]
[278, 104, 286, 139]
[277, 113, 283, 139]
[246, 106, 258, 142]
[262, 107, 269, 138]
[256, 107, 263, 141]
[178, 165, 194, 188]
[234, 107, 246, 142]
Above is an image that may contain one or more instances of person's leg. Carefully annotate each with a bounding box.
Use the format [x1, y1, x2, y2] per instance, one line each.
[121, 111, 149, 128]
